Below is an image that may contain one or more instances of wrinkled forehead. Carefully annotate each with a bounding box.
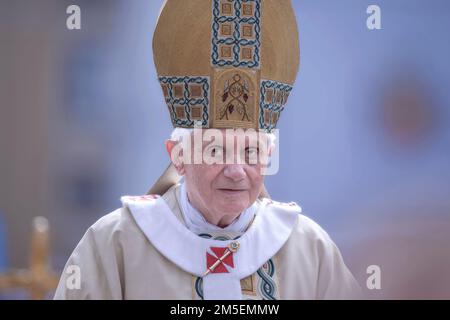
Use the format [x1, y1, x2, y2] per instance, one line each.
[184, 128, 270, 148]
[170, 128, 277, 171]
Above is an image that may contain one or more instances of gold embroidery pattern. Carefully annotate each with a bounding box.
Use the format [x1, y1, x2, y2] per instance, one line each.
[219, 74, 252, 122]
[213, 70, 257, 129]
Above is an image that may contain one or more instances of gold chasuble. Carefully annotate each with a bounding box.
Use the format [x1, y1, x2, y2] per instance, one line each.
[54, 184, 360, 299]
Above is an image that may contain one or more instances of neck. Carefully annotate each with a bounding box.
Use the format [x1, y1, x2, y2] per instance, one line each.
[213, 214, 241, 228]
[186, 192, 239, 228]
[179, 182, 258, 234]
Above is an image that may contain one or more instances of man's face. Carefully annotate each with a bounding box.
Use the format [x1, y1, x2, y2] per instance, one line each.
[167, 129, 269, 227]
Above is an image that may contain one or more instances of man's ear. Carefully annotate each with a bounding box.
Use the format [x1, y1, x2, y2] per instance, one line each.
[165, 139, 185, 175]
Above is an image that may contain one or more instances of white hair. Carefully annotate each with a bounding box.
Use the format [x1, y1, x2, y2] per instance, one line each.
[169, 127, 277, 149]
[170, 128, 194, 141]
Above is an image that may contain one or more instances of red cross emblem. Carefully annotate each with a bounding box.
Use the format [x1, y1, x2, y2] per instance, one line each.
[206, 247, 234, 274]
[204, 241, 240, 276]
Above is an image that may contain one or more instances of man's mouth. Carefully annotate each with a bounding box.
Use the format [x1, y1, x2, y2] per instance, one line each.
[217, 188, 247, 192]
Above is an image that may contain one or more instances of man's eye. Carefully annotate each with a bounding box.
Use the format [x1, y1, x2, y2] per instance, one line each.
[246, 148, 259, 156]
[211, 146, 223, 156]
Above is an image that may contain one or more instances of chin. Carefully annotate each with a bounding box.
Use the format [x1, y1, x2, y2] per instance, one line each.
[216, 201, 248, 216]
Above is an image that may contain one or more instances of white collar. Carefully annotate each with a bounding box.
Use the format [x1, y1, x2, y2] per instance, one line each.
[179, 181, 257, 235]
[122, 192, 300, 299]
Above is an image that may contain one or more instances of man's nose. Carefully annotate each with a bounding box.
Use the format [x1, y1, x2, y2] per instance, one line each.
[223, 164, 246, 181]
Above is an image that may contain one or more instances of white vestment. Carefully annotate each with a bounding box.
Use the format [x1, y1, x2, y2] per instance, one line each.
[54, 184, 360, 300]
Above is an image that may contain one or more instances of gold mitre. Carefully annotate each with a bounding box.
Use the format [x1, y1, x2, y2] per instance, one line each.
[153, 0, 300, 132]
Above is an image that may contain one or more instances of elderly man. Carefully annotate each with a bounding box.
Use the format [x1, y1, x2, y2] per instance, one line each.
[54, 0, 360, 300]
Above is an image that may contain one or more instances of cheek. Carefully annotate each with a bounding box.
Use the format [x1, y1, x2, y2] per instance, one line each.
[185, 165, 222, 191]
[247, 167, 264, 192]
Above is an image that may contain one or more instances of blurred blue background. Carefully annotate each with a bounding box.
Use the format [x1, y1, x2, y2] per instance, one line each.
[1, 0, 449, 299]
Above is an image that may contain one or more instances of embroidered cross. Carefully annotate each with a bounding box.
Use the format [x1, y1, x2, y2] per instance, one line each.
[204, 241, 240, 276]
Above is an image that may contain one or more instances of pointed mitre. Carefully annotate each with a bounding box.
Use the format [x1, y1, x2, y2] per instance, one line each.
[153, 0, 300, 132]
